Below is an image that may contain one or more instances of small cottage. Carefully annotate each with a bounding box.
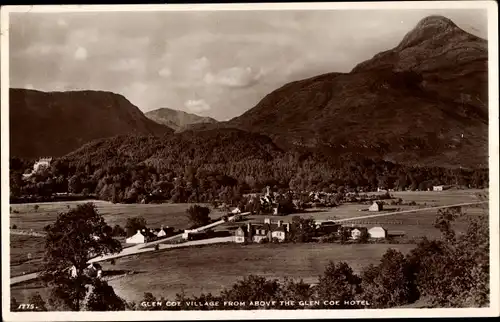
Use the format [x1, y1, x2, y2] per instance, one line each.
[126, 229, 154, 244]
[368, 226, 387, 239]
[350, 227, 368, 240]
[369, 201, 383, 212]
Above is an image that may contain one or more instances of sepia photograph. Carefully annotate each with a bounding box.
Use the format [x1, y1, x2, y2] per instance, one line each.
[1, 1, 498, 321]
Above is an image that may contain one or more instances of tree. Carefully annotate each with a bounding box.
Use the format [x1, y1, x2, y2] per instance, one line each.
[186, 205, 211, 228]
[314, 261, 363, 308]
[289, 216, 315, 243]
[360, 249, 419, 308]
[220, 275, 281, 305]
[357, 229, 369, 244]
[28, 292, 48, 311]
[85, 278, 127, 311]
[277, 278, 313, 308]
[112, 224, 126, 237]
[41, 203, 122, 311]
[125, 217, 147, 237]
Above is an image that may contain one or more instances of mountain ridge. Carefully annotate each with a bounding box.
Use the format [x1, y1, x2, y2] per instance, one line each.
[9, 88, 173, 158]
[145, 107, 218, 132]
[224, 15, 488, 169]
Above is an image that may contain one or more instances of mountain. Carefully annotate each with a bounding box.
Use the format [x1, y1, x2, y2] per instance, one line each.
[227, 16, 488, 169]
[10, 88, 173, 158]
[145, 108, 217, 132]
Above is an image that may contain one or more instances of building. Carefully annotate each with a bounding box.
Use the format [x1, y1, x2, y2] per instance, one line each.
[316, 222, 342, 235]
[350, 227, 368, 240]
[69, 263, 103, 278]
[234, 218, 290, 243]
[433, 185, 450, 191]
[369, 201, 383, 212]
[156, 226, 173, 238]
[368, 226, 387, 239]
[126, 229, 154, 244]
[231, 207, 242, 214]
[23, 157, 53, 179]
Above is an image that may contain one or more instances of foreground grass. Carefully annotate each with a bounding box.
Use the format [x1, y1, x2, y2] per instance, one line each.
[98, 243, 416, 303]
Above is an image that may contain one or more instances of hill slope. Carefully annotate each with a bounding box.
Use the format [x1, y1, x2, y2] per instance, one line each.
[227, 16, 488, 168]
[145, 108, 217, 132]
[9, 89, 173, 158]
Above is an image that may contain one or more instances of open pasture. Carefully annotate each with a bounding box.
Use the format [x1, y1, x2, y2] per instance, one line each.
[97, 243, 416, 303]
[10, 235, 46, 277]
[10, 201, 223, 232]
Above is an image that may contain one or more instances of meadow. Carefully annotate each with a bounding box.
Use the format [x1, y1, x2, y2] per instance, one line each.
[100, 242, 417, 303]
[10, 234, 46, 277]
[10, 201, 224, 232]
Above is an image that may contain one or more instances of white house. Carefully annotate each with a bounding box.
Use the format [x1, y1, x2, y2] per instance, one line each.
[433, 185, 444, 191]
[157, 226, 171, 238]
[350, 227, 368, 240]
[369, 201, 383, 212]
[368, 226, 387, 239]
[231, 207, 242, 214]
[126, 230, 147, 244]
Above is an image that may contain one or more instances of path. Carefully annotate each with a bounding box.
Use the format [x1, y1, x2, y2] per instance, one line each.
[329, 201, 488, 223]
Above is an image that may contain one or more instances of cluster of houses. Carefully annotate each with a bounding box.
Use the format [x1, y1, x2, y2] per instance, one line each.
[234, 217, 392, 244]
[234, 218, 290, 243]
[125, 225, 175, 244]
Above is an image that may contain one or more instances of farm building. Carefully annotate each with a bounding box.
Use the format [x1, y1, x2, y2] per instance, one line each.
[156, 226, 174, 238]
[368, 226, 388, 239]
[433, 185, 451, 191]
[234, 219, 290, 243]
[126, 229, 155, 244]
[369, 201, 384, 212]
[350, 227, 368, 240]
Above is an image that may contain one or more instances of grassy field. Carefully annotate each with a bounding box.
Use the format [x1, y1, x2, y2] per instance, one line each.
[11, 242, 414, 305]
[10, 201, 224, 232]
[10, 235, 46, 277]
[94, 243, 416, 303]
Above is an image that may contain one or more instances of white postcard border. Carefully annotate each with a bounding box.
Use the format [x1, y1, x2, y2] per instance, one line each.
[1, 1, 499, 321]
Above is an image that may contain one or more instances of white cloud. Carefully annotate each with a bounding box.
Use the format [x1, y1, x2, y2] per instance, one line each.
[74, 46, 88, 60]
[204, 66, 264, 88]
[189, 56, 211, 74]
[185, 99, 211, 113]
[109, 58, 145, 72]
[158, 67, 172, 78]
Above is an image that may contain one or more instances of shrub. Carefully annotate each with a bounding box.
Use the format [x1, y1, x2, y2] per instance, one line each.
[12, 224, 17, 229]
[154, 244, 160, 251]
[259, 238, 269, 244]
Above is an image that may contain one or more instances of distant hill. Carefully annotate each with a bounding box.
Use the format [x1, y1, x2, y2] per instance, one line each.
[226, 16, 488, 169]
[9, 89, 173, 158]
[62, 128, 284, 166]
[145, 108, 217, 132]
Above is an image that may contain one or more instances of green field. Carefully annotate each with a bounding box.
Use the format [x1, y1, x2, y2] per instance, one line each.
[10, 201, 224, 232]
[12, 243, 415, 305]
[10, 235, 46, 277]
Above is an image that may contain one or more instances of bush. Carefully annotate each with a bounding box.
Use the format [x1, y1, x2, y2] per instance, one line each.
[259, 238, 269, 244]
[12, 224, 17, 229]
[154, 244, 160, 251]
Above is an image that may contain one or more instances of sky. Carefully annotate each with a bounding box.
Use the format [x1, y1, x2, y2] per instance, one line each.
[8, 8, 488, 121]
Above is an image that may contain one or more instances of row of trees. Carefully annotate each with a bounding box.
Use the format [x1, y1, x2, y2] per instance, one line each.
[10, 134, 488, 205]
